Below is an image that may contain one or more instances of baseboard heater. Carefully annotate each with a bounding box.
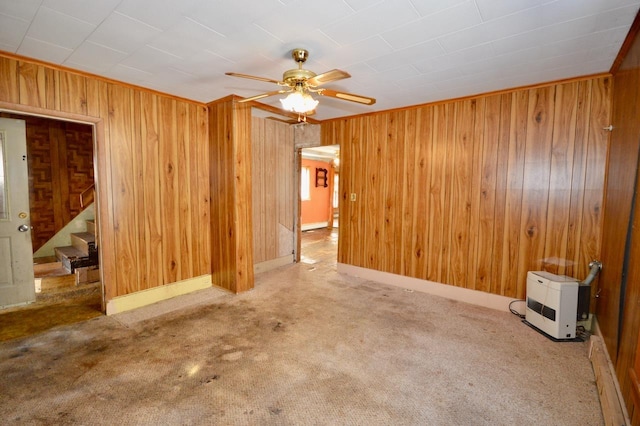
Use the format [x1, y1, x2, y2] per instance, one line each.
[525, 271, 582, 340]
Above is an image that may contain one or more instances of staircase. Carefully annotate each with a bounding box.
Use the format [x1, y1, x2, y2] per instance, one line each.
[34, 219, 100, 295]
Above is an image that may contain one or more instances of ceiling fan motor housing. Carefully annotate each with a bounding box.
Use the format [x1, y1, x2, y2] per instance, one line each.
[282, 68, 316, 85]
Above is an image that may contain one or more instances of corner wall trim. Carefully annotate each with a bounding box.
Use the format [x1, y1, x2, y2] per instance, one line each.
[337, 263, 515, 312]
[254, 255, 294, 275]
[105, 275, 212, 315]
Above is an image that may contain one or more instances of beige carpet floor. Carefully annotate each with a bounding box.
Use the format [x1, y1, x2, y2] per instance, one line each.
[0, 230, 603, 425]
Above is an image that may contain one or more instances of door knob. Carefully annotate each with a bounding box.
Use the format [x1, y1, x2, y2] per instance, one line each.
[17, 224, 29, 232]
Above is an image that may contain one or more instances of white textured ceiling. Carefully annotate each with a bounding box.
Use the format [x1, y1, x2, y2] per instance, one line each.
[0, 0, 638, 120]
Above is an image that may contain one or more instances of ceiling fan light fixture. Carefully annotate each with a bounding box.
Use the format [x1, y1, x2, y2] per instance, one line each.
[280, 91, 319, 114]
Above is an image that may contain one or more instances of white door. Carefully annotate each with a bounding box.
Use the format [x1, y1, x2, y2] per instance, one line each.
[0, 118, 34, 308]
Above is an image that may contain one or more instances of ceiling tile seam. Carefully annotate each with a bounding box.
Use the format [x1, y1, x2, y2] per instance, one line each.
[112, 10, 163, 33]
[34, 6, 108, 54]
[340, 0, 357, 14]
[21, 35, 74, 59]
[316, 29, 342, 48]
[202, 49, 235, 64]
[113, 63, 154, 77]
[406, 0, 421, 17]
[471, 0, 484, 22]
[251, 23, 285, 44]
[141, 44, 183, 61]
[166, 66, 199, 78]
[0, 10, 30, 22]
[81, 40, 128, 57]
[184, 16, 226, 39]
[39, 4, 97, 27]
[13, 4, 46, 58]
[548, 4, 640, 29]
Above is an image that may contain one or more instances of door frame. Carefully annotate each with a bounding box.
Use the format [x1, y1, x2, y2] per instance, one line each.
[0, 101, 106, 312]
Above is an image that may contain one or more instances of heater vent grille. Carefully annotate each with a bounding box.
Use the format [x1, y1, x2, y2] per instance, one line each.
[527, 297, 556, 321]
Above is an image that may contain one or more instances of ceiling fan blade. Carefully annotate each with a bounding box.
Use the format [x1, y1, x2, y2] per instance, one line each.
[307, 69, 351, 87]
[318, 89, 376, 105]
[225, 72, 281, 85]
[237, 90, 287, 103]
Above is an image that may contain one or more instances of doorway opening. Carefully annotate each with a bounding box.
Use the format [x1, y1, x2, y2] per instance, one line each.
[0, 112, 101, 340]
[299, 145, 339, 265]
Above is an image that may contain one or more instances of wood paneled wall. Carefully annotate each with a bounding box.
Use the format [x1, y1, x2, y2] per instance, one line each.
[323, 77, 611, 300]
[600, 14, 640, 419]
[208, 97, 254, 292]
[0, 54, 211, 301]
[251, 117, 295, 264]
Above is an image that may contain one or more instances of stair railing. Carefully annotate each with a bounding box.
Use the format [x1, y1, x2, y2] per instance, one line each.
[80, 184, 95, 209]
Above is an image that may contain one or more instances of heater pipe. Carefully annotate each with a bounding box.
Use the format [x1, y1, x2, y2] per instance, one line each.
[580, 260, 602, 286]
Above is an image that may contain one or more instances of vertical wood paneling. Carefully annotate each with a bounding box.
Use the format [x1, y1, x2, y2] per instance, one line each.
[543, 82, 578, 275]
[251, 116, 295, 264]
[325, 76, 610, 300]
[18, 62, 45, 107]
[44, 68, 59, 111]
[233, 103, 254, 292]
[489, 93, 512, 295]
[499, 91, 528, 297]
[516, 86, 554, 295]
[159, 97, 181, 284]
[602, 18, 640, 418]
[427, 104, 449, 283]
[195, 105, 211, 277]
[108, 84, 138, 296]
[400, 109, 417, 276]
[0, 57, 19, 103]
[474, 95, 499, 293]
[96, 80, 117, 301]
[208, 98, 253, 293]
[450, 100, 474, 286]
[177, 102, 193, 279]
[209, 101, 234, 289]
[139, 91, 161, 289]
[411, 107, 431, 279]
[59, 72, 88, 116]
[581, 77, 610, 276]
[0, 53, 210, 301]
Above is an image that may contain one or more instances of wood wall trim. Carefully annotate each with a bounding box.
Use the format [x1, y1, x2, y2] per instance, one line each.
[589, 336, 629, 426]
[322, 72, 612, 124]
[610, 9, 640, 75]
[0, 101, 101, 124]
[0, 50, 207, 107]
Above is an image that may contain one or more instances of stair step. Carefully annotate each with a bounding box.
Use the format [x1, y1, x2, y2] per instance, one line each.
[71, 232, 96, 255]
[33, 261, 65, 277]
[35, 269, 76, 293]
[86, 219, 96, 236]
[54, 246, 98, 273]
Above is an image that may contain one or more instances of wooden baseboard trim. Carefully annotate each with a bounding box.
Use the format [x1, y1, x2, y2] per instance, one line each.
[337, 263, 515, 312]
[105, 275, 212, 315]
[254, 255, 294, 274]
[589, 334, 630, 425]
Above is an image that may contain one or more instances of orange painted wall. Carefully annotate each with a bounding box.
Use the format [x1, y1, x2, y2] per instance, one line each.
[301, 159, 332, 225]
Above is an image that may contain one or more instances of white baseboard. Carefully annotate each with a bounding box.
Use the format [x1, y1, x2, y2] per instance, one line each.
[337, 263, 515, 312]
[301, 222, 329, 231]
[106, 275, 212, 315]
[254, 255, 294, 274]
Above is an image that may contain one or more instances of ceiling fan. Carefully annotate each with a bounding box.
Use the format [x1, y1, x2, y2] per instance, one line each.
[226, 48, 376, 119]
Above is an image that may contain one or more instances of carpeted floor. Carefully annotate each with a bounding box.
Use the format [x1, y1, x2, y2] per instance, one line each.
[0, 229, 603, 425]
